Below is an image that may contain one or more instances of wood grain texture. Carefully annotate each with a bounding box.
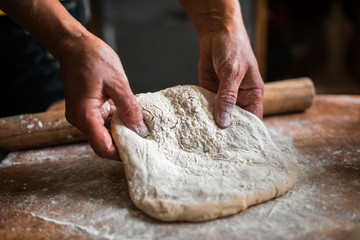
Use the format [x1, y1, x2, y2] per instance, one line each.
[0, 111, 86, 151]
[0, 95, 359, 239]
[0, 78, 315, 151]
[263, 77, 315, 115]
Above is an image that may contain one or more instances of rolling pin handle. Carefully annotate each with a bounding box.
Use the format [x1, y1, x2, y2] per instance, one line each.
[263, 77, 315, 116]
[0, 77, 316, 151]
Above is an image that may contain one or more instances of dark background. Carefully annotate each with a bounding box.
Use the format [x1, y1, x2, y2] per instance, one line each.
[267, 0, 360, 94]
[99, 0, 256, 94]
[96, 0, 360, 94]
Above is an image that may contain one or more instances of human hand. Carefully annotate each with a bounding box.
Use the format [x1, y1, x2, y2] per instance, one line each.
[198, 25, 264, 128]
[180, 0, 264, 128]
[0, 0, 148, 159]
[58, 34, 148, 160]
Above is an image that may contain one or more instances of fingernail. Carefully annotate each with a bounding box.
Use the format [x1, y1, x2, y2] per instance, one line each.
[217, 112, 231, 128]
[136, 120, 149, 137]
[100, 102, 111, 118]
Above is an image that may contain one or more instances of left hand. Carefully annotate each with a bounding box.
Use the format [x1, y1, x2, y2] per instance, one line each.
[180, 0, 264, 128]
[198, 25, 264, 128]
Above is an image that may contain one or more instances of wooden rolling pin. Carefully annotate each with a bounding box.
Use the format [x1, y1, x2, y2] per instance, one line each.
[0, 77, 315, 151]
[263, 77, 315, 115]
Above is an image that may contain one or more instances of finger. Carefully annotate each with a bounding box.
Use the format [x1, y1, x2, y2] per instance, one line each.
[104, 105, 117, 129]
[236, 67, 264, 119]
[213, 56, 246, 128]
[215, 80, 240, 128]
[198, 66, 219, 93]
[198, 60, 219, 93]
[109, 105, 117, 116]
[198, 38, 220, 93]
[86, 113, 120, 160]
[106, 80, 149, 137]
[66, 102, 120, 160]
[100, 101, 111, 119]
[237, 88, 264, 119]
[100, 102, 117, 129]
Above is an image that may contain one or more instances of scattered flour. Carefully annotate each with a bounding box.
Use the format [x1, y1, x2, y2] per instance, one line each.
[1, 106, 359, 239]
[14, 114, 46, 133]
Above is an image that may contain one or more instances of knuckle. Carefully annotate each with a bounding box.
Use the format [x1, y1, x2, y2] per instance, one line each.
[238, 88, 263, 102]
[217, 60, 241, 81]
[251, 88, 264, 100]
[119, 102, 142, 123]
[216, 56, 249, 84]
[254, 74, 265, 91]
[218, 90, 238, 106]
[105, 78, 128, 97]
[249, 57, 259, 69]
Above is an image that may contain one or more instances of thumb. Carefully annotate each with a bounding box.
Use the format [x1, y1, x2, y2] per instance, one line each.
[109, 83, 149, 137]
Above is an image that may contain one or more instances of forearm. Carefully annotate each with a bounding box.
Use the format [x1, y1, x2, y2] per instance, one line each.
[0, 0, 91, 60]
[179, 0, 244, 35]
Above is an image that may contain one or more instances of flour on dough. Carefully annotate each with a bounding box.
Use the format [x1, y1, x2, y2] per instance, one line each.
[111, 85, 298, 222]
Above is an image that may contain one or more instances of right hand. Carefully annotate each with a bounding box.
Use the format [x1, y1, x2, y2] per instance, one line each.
[58, 34, 148, 160]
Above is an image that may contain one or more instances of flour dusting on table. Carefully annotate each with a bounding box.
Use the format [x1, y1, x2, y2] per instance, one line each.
[1, 128, 358, 240]
[1, 94, 360, 239]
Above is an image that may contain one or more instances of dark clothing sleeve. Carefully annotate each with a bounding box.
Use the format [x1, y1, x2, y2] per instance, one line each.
[0, 0, 87, 117]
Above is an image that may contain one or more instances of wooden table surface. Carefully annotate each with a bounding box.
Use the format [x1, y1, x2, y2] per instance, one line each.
[0, 95, 359, 240]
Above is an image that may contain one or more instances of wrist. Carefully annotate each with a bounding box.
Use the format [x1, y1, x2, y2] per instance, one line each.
[51, 26, 93, 63]
[180, 0, 244, 36]
[0, 0, 93, 63]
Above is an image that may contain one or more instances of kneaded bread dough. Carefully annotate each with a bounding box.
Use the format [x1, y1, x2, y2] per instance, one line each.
[111, 85, 298, 222]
